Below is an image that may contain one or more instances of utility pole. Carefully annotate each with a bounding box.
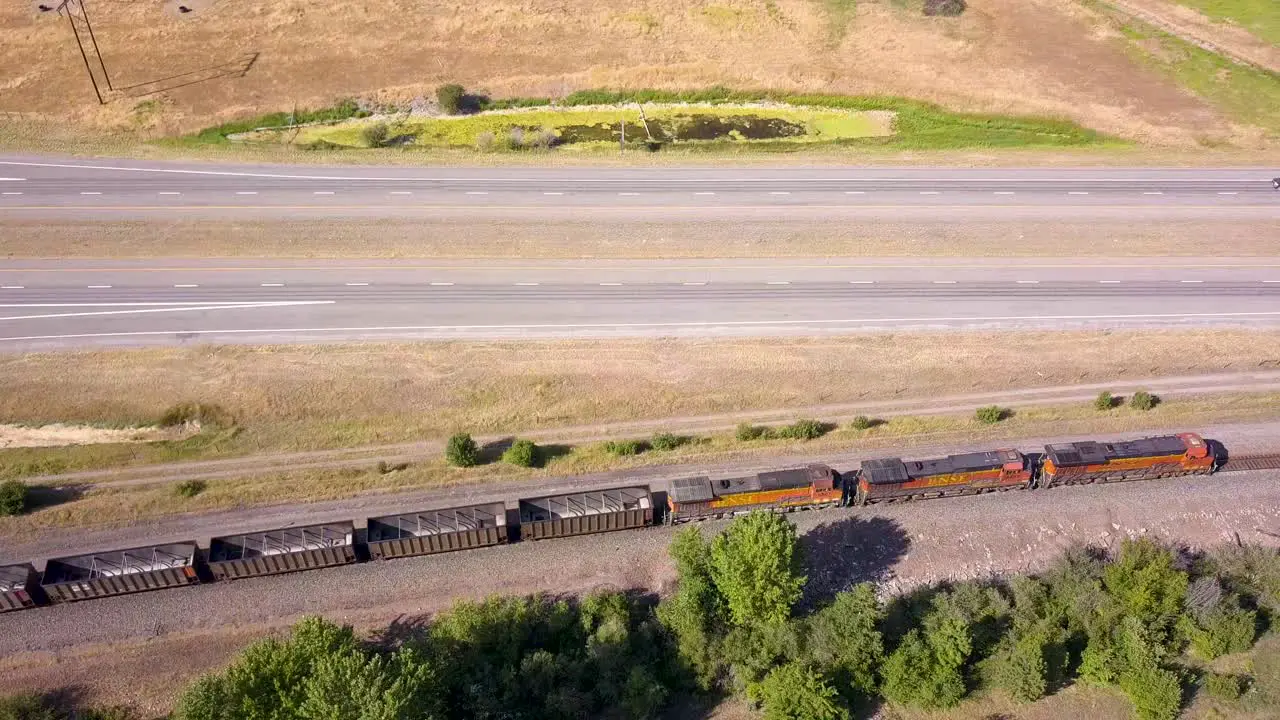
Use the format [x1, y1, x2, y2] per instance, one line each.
[49, 0, 111, 104]
[75, 0, 113, 90]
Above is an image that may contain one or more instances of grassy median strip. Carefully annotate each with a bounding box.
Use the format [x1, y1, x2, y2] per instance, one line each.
[2, 331, 1280, 481]
[3, 390, 1278, 533]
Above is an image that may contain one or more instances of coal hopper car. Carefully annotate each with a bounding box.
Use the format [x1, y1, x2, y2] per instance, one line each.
[205, 522, 357, 580]
[667, 464, 842, 523]
[518, 486, 653, 540]
[40, 542, 201, 603]
[366, 502, 509, 560]
[853, 449, 1032, 505]
[0, 563, 39, 612]
[1039, 432, 1214, 487]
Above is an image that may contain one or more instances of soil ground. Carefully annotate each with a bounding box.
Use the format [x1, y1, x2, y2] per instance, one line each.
[4, 464, 1279, 716]
[0, 0, 1253, 146]
[6, 217, 1280, 259]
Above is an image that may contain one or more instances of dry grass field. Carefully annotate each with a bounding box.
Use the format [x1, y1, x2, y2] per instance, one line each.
[0, 0, 1265, 147]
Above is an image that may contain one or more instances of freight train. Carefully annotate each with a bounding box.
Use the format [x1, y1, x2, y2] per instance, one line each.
[0, 432, 1220, 613]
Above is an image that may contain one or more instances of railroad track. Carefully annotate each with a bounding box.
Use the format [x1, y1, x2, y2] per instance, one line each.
[1221, 453, 1280, 473]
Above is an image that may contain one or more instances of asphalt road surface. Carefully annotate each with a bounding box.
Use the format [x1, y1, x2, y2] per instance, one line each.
[0, 157, 1277, 221]
[1, 257, 1279, 349]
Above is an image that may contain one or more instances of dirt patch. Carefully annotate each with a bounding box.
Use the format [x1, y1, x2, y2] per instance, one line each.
[0, 423, 180, 449]
[0, 0, 1241, 145]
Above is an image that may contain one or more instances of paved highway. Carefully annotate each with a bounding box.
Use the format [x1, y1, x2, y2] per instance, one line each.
[0, 158, 1276, 221]
[2, 258, 1279, 349]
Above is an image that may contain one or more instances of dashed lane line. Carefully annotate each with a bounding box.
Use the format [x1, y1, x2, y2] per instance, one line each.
[173, 284, 199, 288]
[345, 282, 369, 286]
[79, 192, 101, 195]
[0, 286, 24, 289]
[389, 191, 413, 196]
[430, 282, 454, 286]
[1, 192, 22, 195]
[260, 283, 284, 287]
[313, 191, 335, 195]
[86, 285, 111, 289]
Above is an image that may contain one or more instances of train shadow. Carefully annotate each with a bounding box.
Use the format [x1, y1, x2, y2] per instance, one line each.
[24, 483, 87, 512]
[798, 515, 910, 610]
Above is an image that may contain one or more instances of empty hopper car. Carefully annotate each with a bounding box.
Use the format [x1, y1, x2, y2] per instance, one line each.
[667, 464, 842, 523]
[0, 432, 1233, 613]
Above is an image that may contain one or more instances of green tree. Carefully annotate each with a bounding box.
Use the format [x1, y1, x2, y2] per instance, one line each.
[990, 631, 1049, 703]
[1186, 598, 1257, 660]
[501, 439, 541, 468]
[805, 584, 884, 698]
[747, 663, 849, 720]
[0, 480, 29, 516]
[445, 433, 479, 467]
[361, 122, 389, 148]
[300, 647, 438, 720]
[1130, 390, 1157, 411]
[657, 527, 725, 689]
[1095, 391, 1115, 410]
[436, 84, 465, 115]
[882, 597, 973, 709]
[709, 512, 806, 627]
[649, 432, 686, 451]
[974, 405, 1006, 424]
[1103, 539, 1189, 639]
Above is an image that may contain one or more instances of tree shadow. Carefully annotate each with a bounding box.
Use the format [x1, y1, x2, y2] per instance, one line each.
[366, 612, 433, 650]
[119, 52, 258, 98]
[24, 483, 86, 511]
[798, 515, 911, 610]
[477, 437, 515, 465]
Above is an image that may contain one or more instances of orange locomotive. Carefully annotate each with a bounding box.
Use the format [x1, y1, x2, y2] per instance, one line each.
[1038, 432, 1213, 487]
[667, 464, 842, 523]
[852, 448, 1033, 506]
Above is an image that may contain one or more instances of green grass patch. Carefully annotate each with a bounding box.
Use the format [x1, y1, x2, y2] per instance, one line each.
[188, 88, 1113, 153]
[1107, 8, 1280, 135]
[174, 98, 371, 146]
[1175, 0, 1280, 45]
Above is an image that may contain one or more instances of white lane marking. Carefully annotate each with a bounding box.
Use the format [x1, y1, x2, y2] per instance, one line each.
[1265, 280, 1280, 283]
[599, 282, 623, 286]
[0, 177, 26, 181]
[993, 191, 1015, 195]
[1218, 192, 1238, 195]
[543, 192, 564, 196]
[260, 283, 284, 287]
[932, 280, 957, 284]
[1016, 280, 1040, 284]
[2, 160, 1270, 183]
[1099, 280, 1121, 283]
[766, 281, 791, 285]
[465, 191, 488, 195]
[1, 192, 22, 195]
[769, 191, 791, 195]
[86, 284, 111, 288]
[1143, 191, 1164, 195]
[11, 309, 1280, 342]
[1, 286, 24, 289]
[430, 282, 454, 286]
[158, 191, 181, 196]
[389, 191, 413, 195]
[618, 192, 640, 196]
[844, 191, 865, 195]
[919, 191, 940, 195]
[236, 191, 258, 195]
[345, 282, 369, 286]
[79, 191, 101, 195]
[848, 281, 874, 284]
[0, 300, 334, 322]
[694, 192, 716, 196]
[313, 191, 335, 195]
[515, 282, 540, 286]
[682, 282, 707, 286]
[173, 284, 199, 288]
[1068, 191, 1090, 195]
[1180, 280, 1204, 283]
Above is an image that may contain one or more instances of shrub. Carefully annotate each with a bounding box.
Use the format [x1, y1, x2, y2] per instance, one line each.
[775, 419, 827, 441]
[991, 632, 1050, 703]
[529, 128, 558, 150]
[174, 480, 207, 498]
[710, 512, 806, 627]
[650, 433, 688, 451]
[849, 415, 875, 431]
[806, 584, 884, 699]
[736, 423, 772, 441]
[974, 405, 1006, 424]
[360, 122, 389, 147]
[446, 433, 479, 467]
[0, 480, 30, 516]
[436, 83, 465, 115]
[474, 131, 496, 151]
[1204, 672, 1245, 700]
[502, 439, 541, 468]
[747, 662, 849, 720]
[603, 439, 644, 456]
[158, 402, 233, 430]
[1130, 391, 1158, 411]
[1095, 391, 1115, 411]
[1187, 600, 1257, 659]
[923, 0, 966, 16]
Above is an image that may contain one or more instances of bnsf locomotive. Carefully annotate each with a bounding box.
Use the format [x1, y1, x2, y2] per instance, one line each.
[0, 432, 1222, 613]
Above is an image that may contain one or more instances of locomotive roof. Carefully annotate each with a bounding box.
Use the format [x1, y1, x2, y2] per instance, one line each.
[669, 465, 833, 503]
[860, 450, 1021, 485]
[1044, 435, 1188, 467]
[0, 563, 34, 592]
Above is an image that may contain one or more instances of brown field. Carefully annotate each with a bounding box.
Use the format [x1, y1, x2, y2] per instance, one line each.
[6, 217, 1280, 259]
[0, 0, 1258, 147]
